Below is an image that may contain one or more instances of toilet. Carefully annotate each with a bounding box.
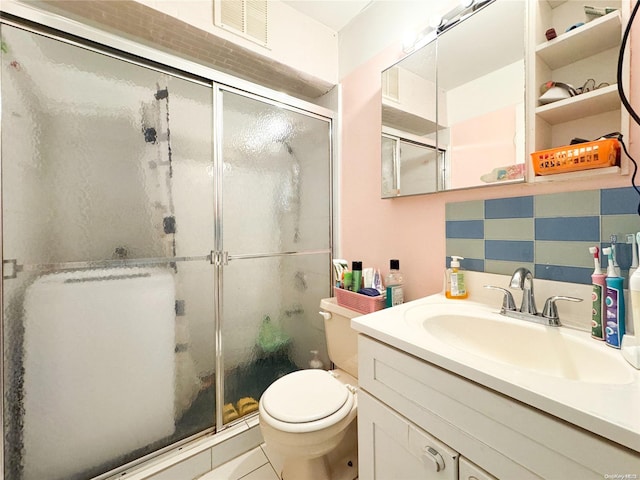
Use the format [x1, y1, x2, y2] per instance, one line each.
[259, 297, 360, 480]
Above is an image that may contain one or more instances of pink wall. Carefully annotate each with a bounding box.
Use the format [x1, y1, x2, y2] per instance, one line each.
[339, 36, 639, 302]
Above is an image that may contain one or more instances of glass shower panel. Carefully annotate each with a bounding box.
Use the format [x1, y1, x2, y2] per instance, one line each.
[1, 24, 216, 480]
[218, 88, 332, 423]
[219, 89, 331, 255]
[221, 253, 332, 421]
[1, 25, 213, 265]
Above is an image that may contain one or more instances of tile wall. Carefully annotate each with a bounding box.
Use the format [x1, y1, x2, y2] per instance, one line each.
[445, 187, 640, 285]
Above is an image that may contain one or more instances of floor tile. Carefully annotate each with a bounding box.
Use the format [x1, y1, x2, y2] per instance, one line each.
[259, 442, 284, 478]
[198, 447, 267, 480]
[240, 464, 279, 480]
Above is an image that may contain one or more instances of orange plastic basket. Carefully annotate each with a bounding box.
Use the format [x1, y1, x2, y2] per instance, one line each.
[334, 287, 385, 314]
[531, 138, 620, 176]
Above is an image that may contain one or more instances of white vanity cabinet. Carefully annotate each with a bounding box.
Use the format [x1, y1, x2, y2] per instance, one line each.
[357, 335, 640, 479]
[459, 458, 496, 480]
[359, 390, 459, 479]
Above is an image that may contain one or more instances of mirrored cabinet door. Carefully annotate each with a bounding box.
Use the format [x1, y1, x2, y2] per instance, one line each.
[380, 0, 526, 198]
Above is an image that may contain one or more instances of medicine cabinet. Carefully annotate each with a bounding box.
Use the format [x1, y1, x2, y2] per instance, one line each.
[381, 0, 526, 197]
[381, 0, 632, 196]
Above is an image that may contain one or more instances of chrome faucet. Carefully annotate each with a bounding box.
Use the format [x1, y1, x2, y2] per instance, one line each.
[484, 267, 582, 326]
[509, 267, 537, 315]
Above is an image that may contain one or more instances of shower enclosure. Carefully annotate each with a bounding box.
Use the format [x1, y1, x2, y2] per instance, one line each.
[0, 13, 332, 480]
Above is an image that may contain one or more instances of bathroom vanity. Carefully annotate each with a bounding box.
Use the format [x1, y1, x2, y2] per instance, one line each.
[352, 275, 640, 479]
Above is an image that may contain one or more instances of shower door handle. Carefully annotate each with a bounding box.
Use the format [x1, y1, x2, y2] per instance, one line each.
[211, 251, 229, 266]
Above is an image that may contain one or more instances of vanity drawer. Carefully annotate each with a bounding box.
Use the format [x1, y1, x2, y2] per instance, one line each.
[459, 457, 497, 480]
[358, 335, 640, 479]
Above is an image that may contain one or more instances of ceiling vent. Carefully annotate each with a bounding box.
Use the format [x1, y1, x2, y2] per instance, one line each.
[214, 0, 268, 46]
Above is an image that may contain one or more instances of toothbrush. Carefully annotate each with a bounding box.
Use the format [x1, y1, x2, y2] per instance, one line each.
[628, 234, 639, 278]
[589, 246, 606, 340]
[610, 235, 621, 277]
[589, 246, 603, 274]
[603, 247, 617, 277]
[603, 246, 626, 348]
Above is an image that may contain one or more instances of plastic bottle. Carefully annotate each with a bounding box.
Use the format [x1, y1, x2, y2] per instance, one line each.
[603, 247, 625, 349]
[385, 259, 404, 308]
[589, 246, 606, 340]
[352, 261, 363, 293]
[343, 271, 353, 291]
[445, 256, 468, 299]
[309, 350, 323, 369]
[625, 269, 640, 368]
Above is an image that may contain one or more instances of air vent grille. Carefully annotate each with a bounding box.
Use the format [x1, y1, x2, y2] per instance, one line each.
[216, 0, 268, 46]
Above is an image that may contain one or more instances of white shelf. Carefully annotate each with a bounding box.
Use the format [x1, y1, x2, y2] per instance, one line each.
[535, 11, 622, 69]
[533, 166, 621, 183]
[535, 84, 621, 124]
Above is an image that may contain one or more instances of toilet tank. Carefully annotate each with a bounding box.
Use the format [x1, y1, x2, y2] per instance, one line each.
[320, 297, 361, 379]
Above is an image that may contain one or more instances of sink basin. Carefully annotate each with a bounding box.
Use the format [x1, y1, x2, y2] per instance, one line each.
[405, 304, 634, 385]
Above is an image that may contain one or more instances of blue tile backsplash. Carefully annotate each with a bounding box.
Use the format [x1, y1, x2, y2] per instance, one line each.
[485, 196, 534, 219]
[445, 220, 484, 239]
[535, 217, 600, 242]
[445, 187, 640, 285]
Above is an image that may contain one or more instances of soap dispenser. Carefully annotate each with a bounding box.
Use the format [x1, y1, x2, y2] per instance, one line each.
[446, 256, 468, 299]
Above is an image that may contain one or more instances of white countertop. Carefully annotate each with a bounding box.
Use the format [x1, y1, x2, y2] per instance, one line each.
[351, 286, 640, 454]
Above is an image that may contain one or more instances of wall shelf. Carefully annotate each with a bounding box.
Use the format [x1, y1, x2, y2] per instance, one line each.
[535, 11, 622, 69]
[535, 84, 620, 125]
[528, 1, 629, 184]
[533, 166, 621, 183]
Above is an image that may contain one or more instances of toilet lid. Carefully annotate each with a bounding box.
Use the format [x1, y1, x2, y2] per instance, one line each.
[261, 370, 350, 424]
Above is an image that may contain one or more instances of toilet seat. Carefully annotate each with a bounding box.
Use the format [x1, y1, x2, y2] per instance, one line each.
[260, 370, 355, 433]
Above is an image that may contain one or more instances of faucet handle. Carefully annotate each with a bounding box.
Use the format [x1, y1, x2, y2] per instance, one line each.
[542, 296, 583, 325]
[483, 285, 517, 314]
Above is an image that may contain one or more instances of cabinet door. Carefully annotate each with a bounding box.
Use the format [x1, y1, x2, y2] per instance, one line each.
[460, 457, 497, 480]
[358, 390, 458, 480]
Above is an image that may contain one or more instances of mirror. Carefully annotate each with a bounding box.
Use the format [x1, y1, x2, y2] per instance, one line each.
[381, 0, 526, 197]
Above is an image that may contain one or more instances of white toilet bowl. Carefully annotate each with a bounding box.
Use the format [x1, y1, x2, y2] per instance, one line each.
[259, 368, 358, 480]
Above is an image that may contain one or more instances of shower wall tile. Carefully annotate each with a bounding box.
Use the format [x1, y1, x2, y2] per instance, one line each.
[535, 241, 594, 268]
[534, 190, 599, 217]
[485, 260, 533, 276]
[445, 220, 484, 239]
[445, 187, 640, 285]
[445, 238, 484, 260]
[535, 264, 592, 284]
[485, 240, 534, 262]
[445, 200, 484, 220]
[485, 196, 533, 219]
[535, 217, 600, 241]
[601, 215, 640, 241]
[485, 218, 533, 240]
[601, 187, 640, 214]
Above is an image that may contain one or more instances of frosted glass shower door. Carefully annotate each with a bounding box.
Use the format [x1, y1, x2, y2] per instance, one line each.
[217, 88, 332, 424]
[1, 24, 216, 480]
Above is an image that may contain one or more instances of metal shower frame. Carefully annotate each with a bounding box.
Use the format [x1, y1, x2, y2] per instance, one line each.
[0, 3, 336, 478]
